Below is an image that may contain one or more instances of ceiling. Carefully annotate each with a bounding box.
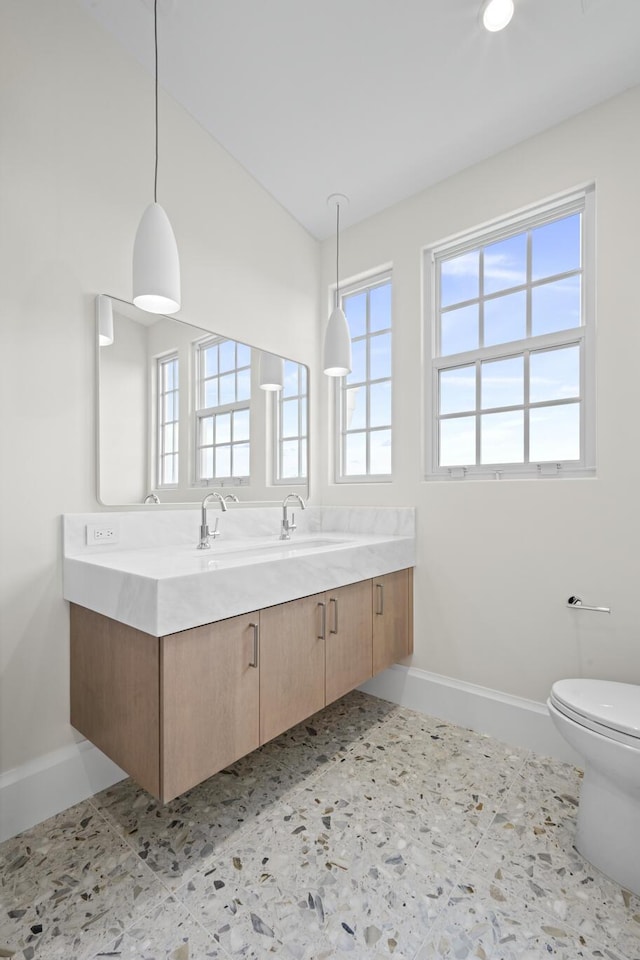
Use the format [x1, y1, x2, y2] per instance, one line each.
[79, 0, 640, 239]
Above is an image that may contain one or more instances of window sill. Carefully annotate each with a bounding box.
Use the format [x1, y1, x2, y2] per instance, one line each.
[424, 466, 596, 482]
[335, 475, 393, 485]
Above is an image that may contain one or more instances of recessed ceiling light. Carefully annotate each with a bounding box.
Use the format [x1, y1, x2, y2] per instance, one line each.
[481, 0, 515, 32]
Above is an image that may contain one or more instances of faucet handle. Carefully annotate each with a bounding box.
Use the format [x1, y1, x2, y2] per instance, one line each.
[289, 512, 296, 532]
[211, 518, 221, 539]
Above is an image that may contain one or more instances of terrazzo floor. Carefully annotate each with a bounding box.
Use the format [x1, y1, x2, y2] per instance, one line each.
[1, 691, 639, 960]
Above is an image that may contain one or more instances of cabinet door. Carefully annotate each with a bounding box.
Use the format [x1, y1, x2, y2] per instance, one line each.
[372, 569, 412, 675]
[161, 612, 260, 802]
[259, 593, 326, 744]
[325, 580, 373, 704]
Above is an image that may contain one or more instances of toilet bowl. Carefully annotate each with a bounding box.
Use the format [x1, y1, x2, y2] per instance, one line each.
[547, 678, 640, 895]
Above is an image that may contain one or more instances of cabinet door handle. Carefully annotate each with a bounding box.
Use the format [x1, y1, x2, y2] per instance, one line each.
[329, 597, 338, 635]
[376, 583, 384, 616]
[317, 601, 326, 640]
[249, 622, 259, 668]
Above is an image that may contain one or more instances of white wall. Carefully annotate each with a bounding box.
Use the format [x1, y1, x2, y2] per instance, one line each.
[0, 0, 318, 779]
[318, 86, 640, 704]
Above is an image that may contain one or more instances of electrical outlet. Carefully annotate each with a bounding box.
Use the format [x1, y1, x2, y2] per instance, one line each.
[86, 523, 119, 545]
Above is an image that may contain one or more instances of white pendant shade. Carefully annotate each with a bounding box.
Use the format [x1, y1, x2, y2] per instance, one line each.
[133, 202, 181, 314]
[323, 306, 352, 376]
[259, 350, 284, 390]
[481, 0, 514, 31]
[97, 294, 114, 346]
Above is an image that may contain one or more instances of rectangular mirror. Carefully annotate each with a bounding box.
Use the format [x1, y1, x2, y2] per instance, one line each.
[97, 295, 309, 506]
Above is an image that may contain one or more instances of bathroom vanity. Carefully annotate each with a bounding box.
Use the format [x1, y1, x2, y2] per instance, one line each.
[64, 507, 415, 803]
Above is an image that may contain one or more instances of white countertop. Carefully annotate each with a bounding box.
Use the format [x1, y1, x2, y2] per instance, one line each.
[63, 508, 416, 636]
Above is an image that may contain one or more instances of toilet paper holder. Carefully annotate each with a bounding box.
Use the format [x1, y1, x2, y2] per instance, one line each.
[567, 595, 611, 614]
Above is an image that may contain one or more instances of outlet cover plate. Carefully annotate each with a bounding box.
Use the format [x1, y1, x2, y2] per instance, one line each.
[86, 522, 119, 545]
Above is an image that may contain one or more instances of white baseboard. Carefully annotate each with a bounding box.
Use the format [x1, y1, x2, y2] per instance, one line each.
[0, 739, 127, 843]
[360, 665, 582, 767]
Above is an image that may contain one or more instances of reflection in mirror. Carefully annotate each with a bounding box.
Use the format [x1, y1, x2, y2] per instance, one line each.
[258, 351, 285, 391]
[97, 295, 309, 506]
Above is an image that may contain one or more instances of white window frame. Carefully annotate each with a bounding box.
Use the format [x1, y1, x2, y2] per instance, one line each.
[273, 359, 308, 485]
[335, 270, 393, 483]
[156, 352, 179, 488]
[194, 336, 251, 486]
[424, 187, 595, 480]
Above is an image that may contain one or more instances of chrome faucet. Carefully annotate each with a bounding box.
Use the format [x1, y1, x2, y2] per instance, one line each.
[223, 494, 240, 502]
[280, 493, 306, 540]
[198, 492, 227, 549]
[143, 493, 160, 504]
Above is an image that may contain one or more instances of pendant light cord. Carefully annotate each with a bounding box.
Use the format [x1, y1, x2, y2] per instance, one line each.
[335, 201, 340, 309]
[154, 0, 159, 204]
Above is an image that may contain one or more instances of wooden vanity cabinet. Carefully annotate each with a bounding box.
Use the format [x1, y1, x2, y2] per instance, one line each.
[325, 580, 373, 704]
[70, 568, 412, 804]
[259, 592, 326, 744]
[372, 568, 413, 674]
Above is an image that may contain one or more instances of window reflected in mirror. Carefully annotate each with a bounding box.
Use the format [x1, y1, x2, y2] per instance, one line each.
[194, 336, 252, 486]
[276, 360, 308, 484]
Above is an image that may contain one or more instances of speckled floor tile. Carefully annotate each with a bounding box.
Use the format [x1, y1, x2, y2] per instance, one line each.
[0, 801, 167, 960]
[174, 753, 469, 958]
[468, 755, 640, 957]
[283, 761, 495, 867]
[91, 749, 316, 889]
[90, 895, 222, 959]
[329, 729, 526, 814]
[2, 692, 634, 960]
[176, 809, 451, 959]
[508, 753, 583, 814]
[416, 869, 632, 960]
[176, 857, 299, 959]
[365, 705, 481, 747]
[259, 699, 398, 775]
[311, 690, 403, 738]
[211, 743, 327, 812]
[282, 869, 443, 959]
[386, 725, 528, 790]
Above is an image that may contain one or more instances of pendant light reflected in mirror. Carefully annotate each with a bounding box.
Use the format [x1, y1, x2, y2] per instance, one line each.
[259, 350, 285, 391]
[323, 194, 352, 377]
[132, 0, 181, 314]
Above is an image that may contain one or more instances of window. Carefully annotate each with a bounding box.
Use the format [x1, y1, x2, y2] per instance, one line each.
[275, 360, 308, 483]
[195, 337, 251, 483]
[157, 354, 179, 486]
[425, 189, 594, 479]
[336, 272, 392, 481]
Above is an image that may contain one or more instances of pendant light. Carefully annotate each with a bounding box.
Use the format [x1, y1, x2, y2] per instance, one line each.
[323, 194, 352, 377]
[481, 0, 514, 32]
[259, 351, 284, 391]
[97, 294, 114, 346]
[133, 0, 181, 314]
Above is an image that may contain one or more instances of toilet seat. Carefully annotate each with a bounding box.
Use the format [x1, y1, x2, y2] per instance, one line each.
[550, 679, 640, 749]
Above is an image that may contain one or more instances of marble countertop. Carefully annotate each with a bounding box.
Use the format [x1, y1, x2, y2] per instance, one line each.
[63, 527, 415, 637]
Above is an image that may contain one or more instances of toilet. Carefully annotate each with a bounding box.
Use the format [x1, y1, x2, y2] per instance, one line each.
[547, 678, 640, 895]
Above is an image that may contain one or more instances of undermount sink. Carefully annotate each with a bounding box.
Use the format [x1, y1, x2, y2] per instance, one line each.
[201, 536, 347, 560]
[195, 537, 349, 570]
